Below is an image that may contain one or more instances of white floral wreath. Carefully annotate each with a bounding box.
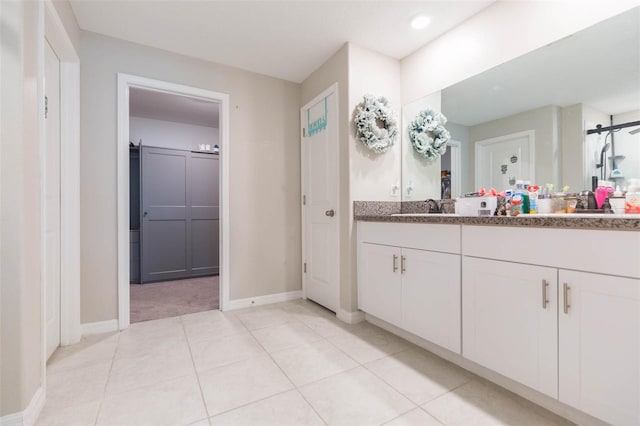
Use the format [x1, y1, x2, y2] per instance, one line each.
[408, 108, 451, 160]
[353, 95, 398, 153]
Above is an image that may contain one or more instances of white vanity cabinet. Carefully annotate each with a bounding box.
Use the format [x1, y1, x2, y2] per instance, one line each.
[402, 248, 460, 353]
[462, 257, 558, 398]
[358, 242, 402, 327]
[356, 220, 640, 425]
[462, 225, 640, 425]
[558, 270, 640, 425]
[357, 222, 461, 353]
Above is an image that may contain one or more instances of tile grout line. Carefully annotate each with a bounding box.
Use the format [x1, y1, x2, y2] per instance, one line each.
[293, 389, 329, 426]
[416, 405, 446, 426]
[180, 315, 213, 426]
[419, 379, 474, 426]
[195, 310, 312, 421]
[359, 357, 420, 404]
[93, 331, 122, 426]
[247, 309, 330, 425]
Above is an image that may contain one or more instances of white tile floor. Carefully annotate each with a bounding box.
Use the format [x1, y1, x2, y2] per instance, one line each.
[37, 299, 573, 426]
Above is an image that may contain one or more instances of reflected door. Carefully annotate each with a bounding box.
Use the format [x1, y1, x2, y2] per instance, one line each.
[475, 131, 534, 190]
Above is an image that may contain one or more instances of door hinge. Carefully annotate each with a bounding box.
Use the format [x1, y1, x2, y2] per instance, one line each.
[303, 195, 306, 205]
[302, 128, 306, 137]
[303, 262, 307, 273]
[44, 95, 48, 119]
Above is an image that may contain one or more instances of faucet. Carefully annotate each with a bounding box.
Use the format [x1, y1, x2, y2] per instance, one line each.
[425, 199, 440, 213]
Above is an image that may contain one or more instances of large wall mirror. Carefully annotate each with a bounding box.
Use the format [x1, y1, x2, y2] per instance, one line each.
[402, 6, 640, 201]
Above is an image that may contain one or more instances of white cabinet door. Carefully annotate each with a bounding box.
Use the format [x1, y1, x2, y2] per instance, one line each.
[402, 248, 460, 353]
[358, 243, 402, 327]
[559, 270, 640, 425]
[463, 257, 558, 398]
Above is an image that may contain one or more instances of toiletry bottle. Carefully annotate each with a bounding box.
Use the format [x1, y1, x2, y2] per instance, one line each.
[552, 192, 567, 213]
[527, 185, 539, 214]
[510, 193, 523, 216]
[610, 185, 625, 214]
[504, 189, 512, 217]
[512, 181, 525, 215]
[595, 180, 614, 209]
[522, 181, 530, 214]
[626, 179, 640, 213]
[513, 179, 529, 214]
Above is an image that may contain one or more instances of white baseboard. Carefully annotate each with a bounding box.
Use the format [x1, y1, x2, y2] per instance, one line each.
[336, 308, 365, 324]
[23, 386, 45, 426]
[0, 386, 45, 426]
[0, 411, 23, 426]
[364, 313, 606, 426]
[224, 290, 302, 311]
[81, 319, 119, 336]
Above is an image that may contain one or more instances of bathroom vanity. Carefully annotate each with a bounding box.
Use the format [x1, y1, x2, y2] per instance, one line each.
[355, 210, 639, 425]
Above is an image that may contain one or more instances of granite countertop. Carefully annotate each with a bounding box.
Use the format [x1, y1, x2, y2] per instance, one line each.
[354, 201, 640, 231]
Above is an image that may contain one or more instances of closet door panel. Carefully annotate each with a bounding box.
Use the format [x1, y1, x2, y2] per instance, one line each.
[192, 219, 219, 274]
[190, 153, 219, 276]
[140, 147, 190, 282]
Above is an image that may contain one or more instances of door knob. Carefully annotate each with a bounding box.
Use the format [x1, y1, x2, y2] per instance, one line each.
[325, 209, 335, 217]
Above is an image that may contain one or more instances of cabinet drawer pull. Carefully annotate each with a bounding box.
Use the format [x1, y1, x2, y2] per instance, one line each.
[401, 256, 406, 274]
[563, 283, 571, 314]
[393, 254, 398, 272]
[542, 279, 549, 309]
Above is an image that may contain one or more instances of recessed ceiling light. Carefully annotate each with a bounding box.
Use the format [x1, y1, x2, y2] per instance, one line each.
[411, 15, 431, 30]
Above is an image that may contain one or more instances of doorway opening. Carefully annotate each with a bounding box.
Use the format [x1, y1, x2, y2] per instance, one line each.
[117, 74, 230, 330]
[441, 140, 462, 199]
[128, 88, 220, 323]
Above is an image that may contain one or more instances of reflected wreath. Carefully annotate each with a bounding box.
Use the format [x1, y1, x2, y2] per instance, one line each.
[353, 95, 398, 153]
[408, 108, 451, 160]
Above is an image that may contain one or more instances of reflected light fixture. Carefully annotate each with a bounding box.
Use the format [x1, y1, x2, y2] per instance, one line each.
[411, 14, 431, 30]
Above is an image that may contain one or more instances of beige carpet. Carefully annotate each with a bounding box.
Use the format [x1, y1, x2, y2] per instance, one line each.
[130, 275, 219, 323]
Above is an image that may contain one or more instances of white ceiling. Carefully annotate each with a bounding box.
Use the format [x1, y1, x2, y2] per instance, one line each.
[442, 6, 640, 126]
[130, 88, 220, 128]
[69, 0, 494, 83]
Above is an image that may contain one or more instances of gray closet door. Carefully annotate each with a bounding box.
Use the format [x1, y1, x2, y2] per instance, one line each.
[190, 153, 219, 276]
[140, 147, 190, 283]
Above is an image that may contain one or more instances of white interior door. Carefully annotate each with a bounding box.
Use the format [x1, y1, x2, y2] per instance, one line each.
[45, 40, 61, 359]
[302, 87, 338, 312]
[475, 131, 534, 190]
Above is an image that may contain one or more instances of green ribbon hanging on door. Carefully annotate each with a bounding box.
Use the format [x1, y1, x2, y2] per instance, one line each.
[307, 97, 328, 137]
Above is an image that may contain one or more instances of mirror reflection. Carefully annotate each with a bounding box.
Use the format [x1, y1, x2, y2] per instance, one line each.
[402, 7, 640, 201]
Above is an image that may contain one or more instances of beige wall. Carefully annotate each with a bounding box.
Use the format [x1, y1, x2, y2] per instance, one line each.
[469, 105, 561, 188]
[0, 0, 44, 416]
[561, 104, 585, 191]
[348, 44, 402, 202]
[80, 32, 301, 323]
[447, 122, 473, 195]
